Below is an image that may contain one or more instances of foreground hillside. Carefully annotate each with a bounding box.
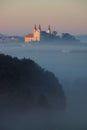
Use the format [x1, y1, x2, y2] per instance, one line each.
[0, 54, 66, 110]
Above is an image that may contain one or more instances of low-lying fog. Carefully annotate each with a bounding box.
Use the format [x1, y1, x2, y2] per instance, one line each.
[0, 41, 87, 129]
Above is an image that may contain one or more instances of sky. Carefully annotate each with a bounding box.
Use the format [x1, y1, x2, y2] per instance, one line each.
[0, 0, 87, 35]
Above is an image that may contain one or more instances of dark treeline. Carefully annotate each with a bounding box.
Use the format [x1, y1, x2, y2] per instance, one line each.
[0, 54, 66, 110]
[0, 32, 79, 43]
[41, 32, 79, 42]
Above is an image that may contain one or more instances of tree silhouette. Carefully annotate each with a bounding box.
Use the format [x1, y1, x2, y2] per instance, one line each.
[38, 94, 48, 107]
[0, 54, 66, 109]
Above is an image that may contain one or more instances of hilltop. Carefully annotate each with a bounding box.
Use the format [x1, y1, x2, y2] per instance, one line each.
[0, 33, 5, 37]
[0, 54, 66, 110]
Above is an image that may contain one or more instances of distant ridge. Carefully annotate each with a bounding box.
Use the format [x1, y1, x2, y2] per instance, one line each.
[76, 34, 87, 42]
[0, 33, 5, 37]
[0, 54, 66, 110]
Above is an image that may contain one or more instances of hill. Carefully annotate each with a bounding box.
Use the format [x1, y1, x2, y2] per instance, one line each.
[0, 54, 66, 110]
[0, 33, 5, 37]
[76, 34, 87, 43]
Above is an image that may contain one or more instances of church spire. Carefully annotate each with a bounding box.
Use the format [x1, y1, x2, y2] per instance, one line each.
[38, 24, 41, 31]
[47, 25, 51, 33]
[34, 24, 37, 30]
[48, 25, 51, 30]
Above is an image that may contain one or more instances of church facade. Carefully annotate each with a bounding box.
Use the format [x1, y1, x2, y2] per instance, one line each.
[25, 25, 41, 42]
[25, 25, 51, 42]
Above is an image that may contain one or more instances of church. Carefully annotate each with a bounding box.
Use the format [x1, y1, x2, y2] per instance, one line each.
[25, 25, 51, 42]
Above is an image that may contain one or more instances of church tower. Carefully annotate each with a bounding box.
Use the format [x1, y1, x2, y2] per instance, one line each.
[33, 24, 41, 41]
[37, 24, 41, 41]
[38, 24, 41, 31]
[47, 25, 51, 34]
[34, 24, 37, 32]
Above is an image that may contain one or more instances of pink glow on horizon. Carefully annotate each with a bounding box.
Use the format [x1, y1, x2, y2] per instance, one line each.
[0, 0, 87, 35]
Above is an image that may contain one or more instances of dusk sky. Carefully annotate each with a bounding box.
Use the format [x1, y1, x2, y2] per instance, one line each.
[0, 0, 87, 35]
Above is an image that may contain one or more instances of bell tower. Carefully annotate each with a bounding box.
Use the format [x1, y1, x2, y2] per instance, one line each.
[33, 24, 41, 41]
[34, 24, 37, 31]
[38, 24, 41, 31]
[37, 24, 41, 41]
[47, 25, 51, 34]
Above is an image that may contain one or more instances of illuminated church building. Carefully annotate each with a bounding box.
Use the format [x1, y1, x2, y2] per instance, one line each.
[25, 25, 51, 42]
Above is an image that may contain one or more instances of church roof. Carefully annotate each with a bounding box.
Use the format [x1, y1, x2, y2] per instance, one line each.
[26, 33, 34, 37]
